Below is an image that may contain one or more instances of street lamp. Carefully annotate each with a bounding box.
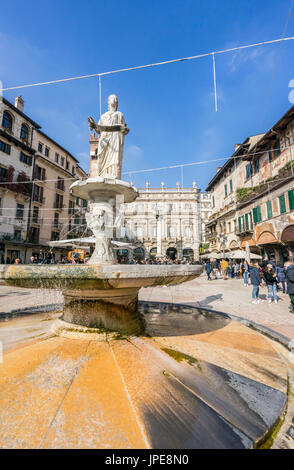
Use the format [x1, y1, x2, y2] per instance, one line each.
[155, 206, 163, 258]
[217, 232, 228, 258]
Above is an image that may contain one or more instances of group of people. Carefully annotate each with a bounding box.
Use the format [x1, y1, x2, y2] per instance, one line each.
[119, 256, 198, 265]
[204, 257, 294, 312]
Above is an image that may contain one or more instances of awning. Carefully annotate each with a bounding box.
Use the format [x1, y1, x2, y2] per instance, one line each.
[227, 249, 262, 259]
[48, 237, 137, 250]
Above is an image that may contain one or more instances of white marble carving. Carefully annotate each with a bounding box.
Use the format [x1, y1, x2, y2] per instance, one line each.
[88, 94, 129, 179]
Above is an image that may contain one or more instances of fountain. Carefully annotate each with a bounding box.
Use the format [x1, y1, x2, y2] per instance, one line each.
[0, 96, 289, 449]
[0, 94, 202, 335]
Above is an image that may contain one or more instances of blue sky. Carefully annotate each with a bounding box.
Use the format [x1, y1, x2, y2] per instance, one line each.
[1, 0, 294, 190]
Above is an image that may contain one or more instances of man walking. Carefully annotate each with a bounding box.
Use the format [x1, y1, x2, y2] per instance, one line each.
[285, 261, 294, 313]
[250, 261, 263, 304]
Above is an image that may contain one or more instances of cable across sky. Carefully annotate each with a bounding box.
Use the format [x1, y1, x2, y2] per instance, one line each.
[1, 36, 294, 92]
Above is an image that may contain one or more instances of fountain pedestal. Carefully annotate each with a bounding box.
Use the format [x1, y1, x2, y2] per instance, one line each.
[70, 177, 138, 265]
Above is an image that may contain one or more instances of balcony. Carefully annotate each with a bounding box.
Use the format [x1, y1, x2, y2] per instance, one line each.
[33, 195, 45, 204]
[31, 217, 43, 226]
[55, 181, 65, 191]
[52, 221, 62, 230]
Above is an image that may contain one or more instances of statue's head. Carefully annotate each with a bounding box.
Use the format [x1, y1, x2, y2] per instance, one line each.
[108, 94, 118, 111]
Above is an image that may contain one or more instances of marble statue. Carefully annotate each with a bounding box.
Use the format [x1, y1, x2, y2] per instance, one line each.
[88, 94, 129, 179]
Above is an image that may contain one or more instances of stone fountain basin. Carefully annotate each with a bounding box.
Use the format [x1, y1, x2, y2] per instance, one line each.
[0, 264, 202, 290]
[0, 264, 203, 333]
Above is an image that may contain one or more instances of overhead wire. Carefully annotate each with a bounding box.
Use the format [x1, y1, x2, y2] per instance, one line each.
[1, 36, 294, 92]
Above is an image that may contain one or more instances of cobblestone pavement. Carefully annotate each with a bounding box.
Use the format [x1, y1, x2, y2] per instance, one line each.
[139, 274, 294, 340]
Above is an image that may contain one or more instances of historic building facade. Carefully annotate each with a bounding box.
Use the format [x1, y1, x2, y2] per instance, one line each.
[205, 105, 294, 262]
[0, 96, 88, 263]
[120, 182, 211, 261]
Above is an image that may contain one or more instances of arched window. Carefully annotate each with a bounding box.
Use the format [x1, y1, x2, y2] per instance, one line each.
[2, 111, 13, 130]
[20, 123, 29, 140]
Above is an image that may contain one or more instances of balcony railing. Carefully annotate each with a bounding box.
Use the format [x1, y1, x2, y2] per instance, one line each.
[33, 195, 45, 204]
[55, 182, 65, 191]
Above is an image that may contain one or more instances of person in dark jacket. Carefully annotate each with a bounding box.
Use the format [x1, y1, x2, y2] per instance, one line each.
[249, 262, 263, 304]
[285, 262, 294, 313]
[263, 264, 279, 304]
[276, 263, 286, 294]
[205, 260, 212, 280]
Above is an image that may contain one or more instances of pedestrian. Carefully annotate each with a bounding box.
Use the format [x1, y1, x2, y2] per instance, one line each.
[285, 262, 294, 313]
[276, 262, 286, 294]
[212, 259, 219, 279]
[234, 262, 240, 279]
[263, 264, 279, 304]
[205, 260, 212, 280]
[249, 261, 263, 304]
[221, 258, 228, 280]
[242, 260, 249, 286]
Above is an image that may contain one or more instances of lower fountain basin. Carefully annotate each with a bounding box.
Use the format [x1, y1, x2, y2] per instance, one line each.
[0, 264, 203, 334]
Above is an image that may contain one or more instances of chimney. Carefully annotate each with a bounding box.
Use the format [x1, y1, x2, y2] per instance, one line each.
[235, 144, 241, 151]
[15, 96, 24, 112]
[216, 167, 222, 172]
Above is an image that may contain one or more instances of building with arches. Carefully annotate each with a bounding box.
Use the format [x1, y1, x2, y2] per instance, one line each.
[119, 183, 211, 261]
[205, 105, 294, 263]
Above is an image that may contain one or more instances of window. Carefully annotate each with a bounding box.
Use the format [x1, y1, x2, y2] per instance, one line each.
[254, 159, 260, 173]
[55, 194, 63, 209]
[16, 204, 24, 219]
[137, 204, 143, 213]
[51, 231, 59, 241]
[275, 139, 281, 157]
[288, 190, 294, 211]
[268, 150, 272, 162]
[136, 226, 143, 238]
[279, 194, 286, 214]
[229, 179, 233, 193]
[0, 140, 11, 155]
[252, 206, 262, 223]
[33, 185, 44, 203]
[60, 157, 64, 166]
[14, 230, 22, 241]
[55, 153, 59, 163]
[56, 177, 65, 191]
[44, 147, 50, 158]
[72, 165, 75, 175]
[266, 201, 273, 219]
[0, 166, 7, 179]
[20, 152, 32, 166]
[152, 226, 157, 237]
[34, 165, 46, 181]
[38, 143, 43, 153]
[82, 199, 87, 208]
[244, 213, 249, 230]
[2, 111, 12, 130]
[20, 124, 29, 140]
[212, 196, 215, 208]
[68, 200, 74, 215]
[32, 207, 39, 223]
[224, 184, 228, 196]
[66, 160, 70, 170]
[245, 163, 253, 179]
[184, 226, 191, 238]
[168, 226, 175, 237]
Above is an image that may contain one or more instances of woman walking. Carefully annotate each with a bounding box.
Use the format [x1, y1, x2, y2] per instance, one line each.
[250, 261, 263, 304]
[263, 264, 279, 304]
[242, 260, 250, 286]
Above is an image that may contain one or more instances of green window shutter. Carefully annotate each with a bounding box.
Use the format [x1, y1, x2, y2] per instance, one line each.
[252, 207, 257, 223]
[279, 194, 286, 214]
[257, 205, 262, 222]
[238, 216, 242, 232]
[245, 213, 249, 230]
[229, 180, 233, 192]
[266, 201, 272, 219]
[288, 190, 294, 211]
[225, 184, 227, 196]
